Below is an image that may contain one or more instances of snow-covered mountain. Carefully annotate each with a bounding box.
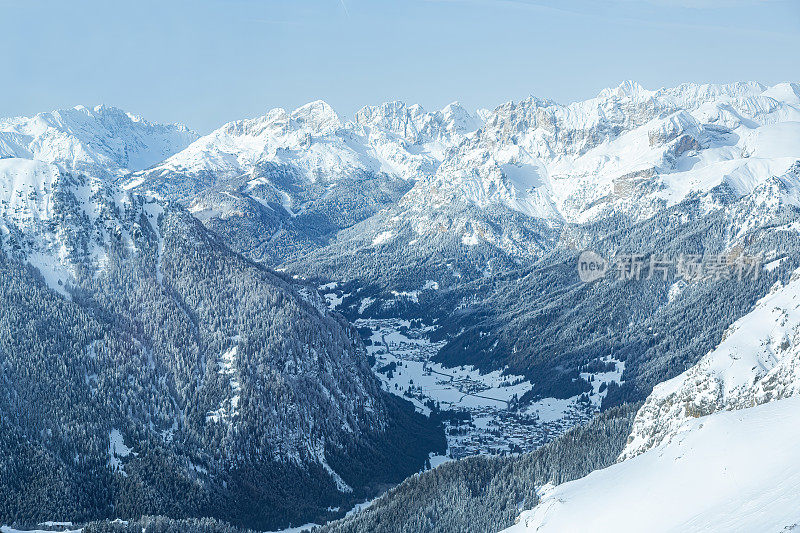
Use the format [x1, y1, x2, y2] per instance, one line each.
[378, 81, 800, 256]
[121, 100, 475, 264]
[4, 82, 800, 531]
[503, 220, 800, 531]
[0, 156, 144, 297]
[496, 82, 798, 218]
[0, 104, 197, 176]
[621, 264, 800, 460]
[129, 99, 477, 195]
[0, 154, 443, 529]
[119, 81, 800, 274]
[505, 396, 800, 533]
[9, 82, 800, 249]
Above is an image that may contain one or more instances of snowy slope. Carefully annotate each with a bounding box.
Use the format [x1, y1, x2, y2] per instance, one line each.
[0, 104, 197, 176]
[0, 105, 197, 290]
[0, 156, 161, 298]
[502, 258, 800, 532]
[421, 80, 800, 228]
[0, 158, 61, 229]
[620, 265, 800, 460]
[505, 397, 800, 533]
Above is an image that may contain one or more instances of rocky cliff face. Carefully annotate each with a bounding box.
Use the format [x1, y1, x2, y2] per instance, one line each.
[620, 266, 800, 460]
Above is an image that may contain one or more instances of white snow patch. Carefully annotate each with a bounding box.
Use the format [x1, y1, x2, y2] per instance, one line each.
[371, 230, 394, 246]
[506, 397, 800, 533]
[764, 256, 786, 272]
[0, 522, 83, 533]
[27, 251, 72, 300]
[263, 523, 318, 533]
[390, 289, 420, 303]
[207, 344, 241, 424]
[358, 297, 375, 314]
[461, 232, 480, 246]
[143, 200, 165, 285]
[321, 458, 353, 493]
[108, 429, 133, 476]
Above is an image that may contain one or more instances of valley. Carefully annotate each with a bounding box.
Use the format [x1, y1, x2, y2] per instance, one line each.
[343, 304, 624, 459]
[2, 77, 800, 532]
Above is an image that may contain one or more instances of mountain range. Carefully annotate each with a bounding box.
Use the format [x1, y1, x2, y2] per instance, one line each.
[2, 80, 800, 532]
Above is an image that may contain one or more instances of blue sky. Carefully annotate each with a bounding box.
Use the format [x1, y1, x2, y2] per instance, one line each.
[2, 0, 798, 132]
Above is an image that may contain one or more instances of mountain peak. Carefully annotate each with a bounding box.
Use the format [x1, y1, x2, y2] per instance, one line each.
[290, 100, 341, 133]
[597, 80, 651, 100]
[441, 101, 480, 133]
[354, 100, 416, 124]
[0, 105, 198, 174]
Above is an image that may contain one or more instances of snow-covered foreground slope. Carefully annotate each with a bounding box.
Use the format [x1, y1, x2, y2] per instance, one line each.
[621, 266, 800, 459]
[504, 264, 800, 532]
[505, 397, 800, 533]
[0, 104, 197, 175]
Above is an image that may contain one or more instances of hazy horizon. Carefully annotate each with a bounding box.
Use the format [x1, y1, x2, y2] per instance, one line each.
[3, 0, 799, 133]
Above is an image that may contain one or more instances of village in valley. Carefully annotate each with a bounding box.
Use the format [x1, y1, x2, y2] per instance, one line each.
[351, 315, 624, 459]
